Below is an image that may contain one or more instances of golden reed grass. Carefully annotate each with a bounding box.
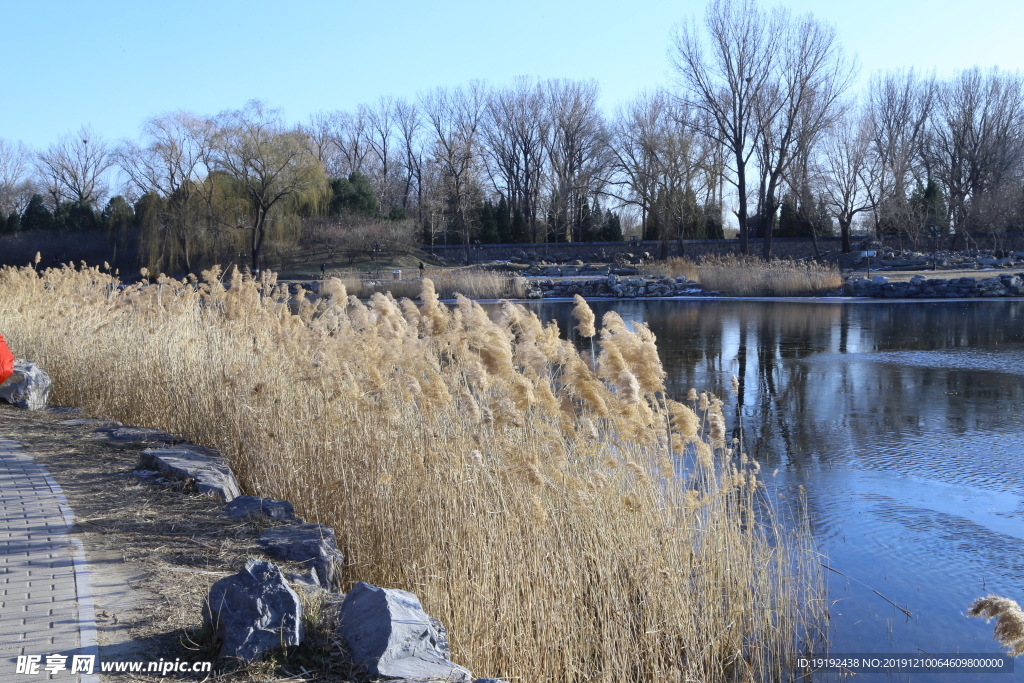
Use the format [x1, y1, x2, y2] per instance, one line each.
[641, 258, 700, 281]
[0, 263, 825, 682]
[645, 256, 842, 297]
[969, 595, 1024, 656]
[333, 268, 527, 300]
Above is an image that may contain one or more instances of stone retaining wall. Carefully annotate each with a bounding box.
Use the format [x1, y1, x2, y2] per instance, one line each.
[845, 273, 1024, 298]
[424, 234, 1024, 263]
[526, 275, 702, 299]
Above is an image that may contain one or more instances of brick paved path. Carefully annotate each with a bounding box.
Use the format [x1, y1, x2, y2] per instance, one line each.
[0, 436, 98, 682]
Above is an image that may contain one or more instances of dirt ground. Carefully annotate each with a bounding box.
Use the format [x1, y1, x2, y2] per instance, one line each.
[0, 404, 351, 682]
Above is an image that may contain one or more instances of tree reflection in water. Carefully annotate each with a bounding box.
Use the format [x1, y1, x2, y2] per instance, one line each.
[496, 298, 1024, 661]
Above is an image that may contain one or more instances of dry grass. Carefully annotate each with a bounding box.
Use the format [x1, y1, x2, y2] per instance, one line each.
[331, 268, 527, 300]
[697, 256, 842, 297]
[1, 263, 825, 682]
[642, 256, 841, 296]
[641, 258, 699, 281]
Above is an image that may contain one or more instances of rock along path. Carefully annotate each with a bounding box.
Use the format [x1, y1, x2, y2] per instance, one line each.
[0, 435, 99, 682]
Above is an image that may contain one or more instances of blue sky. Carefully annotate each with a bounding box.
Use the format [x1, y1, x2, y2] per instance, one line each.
[3, 0, 1023, 149]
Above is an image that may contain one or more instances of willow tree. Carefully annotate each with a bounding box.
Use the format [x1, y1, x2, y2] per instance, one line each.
[210, 101, 328, 273]
[116, 111, 216, 273]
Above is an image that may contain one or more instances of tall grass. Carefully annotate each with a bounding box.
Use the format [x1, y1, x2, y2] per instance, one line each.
[332, 268, 527, 300]
[641, 257, 699, 281]
[0, 263, 825, 682]
[698, 256, 842, 297]
[644, 256, 842, 297]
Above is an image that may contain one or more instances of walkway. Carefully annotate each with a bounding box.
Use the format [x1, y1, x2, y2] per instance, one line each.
[0, 435, 98, 682]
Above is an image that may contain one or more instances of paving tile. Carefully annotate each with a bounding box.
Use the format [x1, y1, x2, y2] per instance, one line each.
[0, 436, 94, 682]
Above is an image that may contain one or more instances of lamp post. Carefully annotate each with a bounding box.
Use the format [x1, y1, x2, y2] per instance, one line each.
[860, 249, 875, 276]
[929, 226, 941, 271]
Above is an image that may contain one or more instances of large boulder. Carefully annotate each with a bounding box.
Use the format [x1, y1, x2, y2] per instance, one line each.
[139, 445, 242, 501]
[224, 495, 300, 523]
[0, 360, 52, 410]
[257, 524, 344, 592]
[337, 582, 472, 682]
[203, 559, 303, 662]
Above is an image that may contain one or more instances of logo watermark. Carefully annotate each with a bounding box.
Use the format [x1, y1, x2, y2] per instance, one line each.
[15, 654, 213, 677]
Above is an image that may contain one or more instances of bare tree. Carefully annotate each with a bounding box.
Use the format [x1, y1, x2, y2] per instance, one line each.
[543, 79, 610, 243]
[821, 107, 878, 252]
[482, 77, 549, 242]
[421, 82, 485, 263]
[332, 108, 372, 177]
[609, 90, 710, 256]
[365, 97, 399, 213]
[865, 69, 936, 238]
[395, 98, 424, 223]
[925, 67, 1024, 247]
[752, 10, 854, 258]
[300, 111, 345, 177]
[117, 112, 211, 198]
[0, 138, 34, 217]
[35, 125, 113, 208]
[670, 0, 780, 254]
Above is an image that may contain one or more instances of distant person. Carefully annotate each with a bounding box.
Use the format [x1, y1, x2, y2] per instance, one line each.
[0, 333, 14, 385]
[419, 261, 425, 274]
[320, 263, 326, 276]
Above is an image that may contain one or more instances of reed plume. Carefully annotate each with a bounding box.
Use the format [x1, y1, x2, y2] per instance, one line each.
[0, 261, 825, 683]
[969, 595, 1024, 656]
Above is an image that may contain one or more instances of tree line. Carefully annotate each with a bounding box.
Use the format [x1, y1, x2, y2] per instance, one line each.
[2, 0, 1024, 275]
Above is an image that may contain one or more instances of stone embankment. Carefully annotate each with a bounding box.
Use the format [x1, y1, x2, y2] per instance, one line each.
[525, 273, 702, 299]
[845, 273, 1024, 298]
[848, 248, 1024, 271]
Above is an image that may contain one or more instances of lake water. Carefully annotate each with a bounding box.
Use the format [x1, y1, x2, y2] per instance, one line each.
[508, 298, 1024, 682]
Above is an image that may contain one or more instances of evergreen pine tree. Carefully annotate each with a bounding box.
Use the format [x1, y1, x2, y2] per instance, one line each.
[511, 207, 527, 243]
[329, 172, 381, 217]
[20, 194, 53, 232]
[600, 210, 623, 241]
[102, 196, 135, 234]
[55, 200, 100, 232]
[496, 196, 511, 243]
[478, 200, 500, 243]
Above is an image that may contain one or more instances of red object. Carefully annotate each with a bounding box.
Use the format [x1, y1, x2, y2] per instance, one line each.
[0, 333, 14, 384]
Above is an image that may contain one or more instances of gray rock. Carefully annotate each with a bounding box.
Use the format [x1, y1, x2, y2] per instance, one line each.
[338, 582, 472, 682]
[139, 445, 242, 501]
[870, 275, 890, 285]
[96, 425, 179, 443]
[225, 495, 300, 522]
[0, 360, 52, 410]
[58, 418, 122, 427]
[203, 559, 304, 662]
[257, 524, 344, 592]
[909, 274, 927, 286]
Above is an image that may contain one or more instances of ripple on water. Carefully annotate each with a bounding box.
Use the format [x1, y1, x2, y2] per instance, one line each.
[809, 348, 1024, 376]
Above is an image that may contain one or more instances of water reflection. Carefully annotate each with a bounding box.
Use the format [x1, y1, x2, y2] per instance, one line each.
[498, 299, 1024, 682]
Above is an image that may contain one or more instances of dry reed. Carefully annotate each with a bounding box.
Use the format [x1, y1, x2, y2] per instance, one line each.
[968, 595, 1024, 656]
[645, 256, 842, 297]
[641, 257, 699, 281]
[696, 256, 842, 297]
[0, 263, 825, 682]
[332, 268, 527, 300]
